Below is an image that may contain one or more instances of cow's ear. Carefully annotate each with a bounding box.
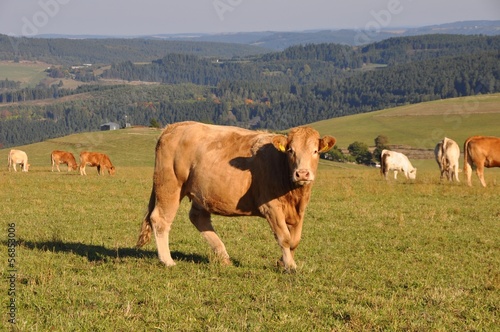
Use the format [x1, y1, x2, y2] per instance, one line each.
[272, 135, 288, 152]
[319, 136, 336, 153]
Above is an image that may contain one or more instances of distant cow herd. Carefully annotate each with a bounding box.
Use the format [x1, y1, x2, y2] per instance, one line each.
[380, 135, 500, 187]
[4, 122, 500, 271]
[8, 149, 115, 176]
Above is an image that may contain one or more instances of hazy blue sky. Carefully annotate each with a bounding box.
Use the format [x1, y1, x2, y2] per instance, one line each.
[1, 0, 499, 36]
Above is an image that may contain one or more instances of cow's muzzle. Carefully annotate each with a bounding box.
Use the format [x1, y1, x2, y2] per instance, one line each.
[293, 169, 314, 185]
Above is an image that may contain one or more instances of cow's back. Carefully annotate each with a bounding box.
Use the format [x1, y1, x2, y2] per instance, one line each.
[80, 151, 100, 166]
[155, 122, 278, 215]
[10, 149, 27, 161]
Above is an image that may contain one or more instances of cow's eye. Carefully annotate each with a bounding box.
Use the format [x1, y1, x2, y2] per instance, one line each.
[287, 148, 294, 155]
[313, 150, 318, 155]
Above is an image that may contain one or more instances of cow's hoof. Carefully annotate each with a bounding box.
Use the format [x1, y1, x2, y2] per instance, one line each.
[276, 259, 297, 273]
[161, 259, 176, 267]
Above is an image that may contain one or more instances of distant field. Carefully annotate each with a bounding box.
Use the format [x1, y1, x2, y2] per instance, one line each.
[0, 61, 50, 87]
[0, 127, 161, 168]
[312, 93, 500, 150]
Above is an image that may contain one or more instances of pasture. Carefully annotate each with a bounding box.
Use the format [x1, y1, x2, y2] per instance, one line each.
[1, 98, 500, 330]
[0, 61, 50, 88]
[313, 93, 500, 149]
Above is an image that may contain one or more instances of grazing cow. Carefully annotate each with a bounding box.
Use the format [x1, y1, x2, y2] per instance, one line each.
[51, 150, 78, 172]
[434, 137, 460, 182]
[79, 151, 115, 175]
[380, 149, 417, 180]
[136, 121, 336, 271]
[464, 136, 500, 187]
[7, 149, 29, 172]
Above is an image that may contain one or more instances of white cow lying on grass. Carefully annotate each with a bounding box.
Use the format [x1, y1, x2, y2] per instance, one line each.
[380, 149, 416, 180]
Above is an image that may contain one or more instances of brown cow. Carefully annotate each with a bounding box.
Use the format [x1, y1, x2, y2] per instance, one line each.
[79, 151, 115, 176]
[464, 136, 500, 187]
[136, 121, 336, 271]
[51, 150, 78, 172]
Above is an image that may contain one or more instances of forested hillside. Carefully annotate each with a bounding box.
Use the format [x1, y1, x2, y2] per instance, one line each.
[0, 34, 499, 148]
[0, 35, 268, 65]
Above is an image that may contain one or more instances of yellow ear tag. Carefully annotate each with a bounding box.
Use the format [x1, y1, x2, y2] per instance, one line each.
[319, 146, 329, 153]
[278, 144, 286, 152]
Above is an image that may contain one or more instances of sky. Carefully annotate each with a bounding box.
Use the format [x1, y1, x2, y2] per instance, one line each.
[0, 0, 499, 37]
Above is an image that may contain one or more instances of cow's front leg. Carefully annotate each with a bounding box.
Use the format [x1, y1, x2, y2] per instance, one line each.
[266, 213, 297, 272]
[288, 220, 304, 260]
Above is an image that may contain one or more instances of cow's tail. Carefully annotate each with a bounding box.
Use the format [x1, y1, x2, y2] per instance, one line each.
[463, 137, 474, 185]
[440, 139, 448, 173]
[463, 137, 472, 173]
[380, 151, 388, 177]
[136, 186, 155, 247]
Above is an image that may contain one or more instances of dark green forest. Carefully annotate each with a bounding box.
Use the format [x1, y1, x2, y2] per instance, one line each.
[0, 34, 268, 64]
[0, 34, 499, 148]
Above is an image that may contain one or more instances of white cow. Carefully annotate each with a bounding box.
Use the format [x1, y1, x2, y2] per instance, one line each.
[8, 149, 30, 172]
[434, 137, 460, 182]
[380, 149, 416, 180]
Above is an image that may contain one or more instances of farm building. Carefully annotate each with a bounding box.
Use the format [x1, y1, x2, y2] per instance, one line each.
[100, 122, 120, 131]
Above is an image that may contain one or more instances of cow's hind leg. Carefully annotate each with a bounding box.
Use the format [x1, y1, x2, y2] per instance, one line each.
[476, 164, 487, 187]
[189, 203, 231, 265]
[148, 193, 182, 266]
[453, 164, 460, 182]
[464, 162, 473, 186]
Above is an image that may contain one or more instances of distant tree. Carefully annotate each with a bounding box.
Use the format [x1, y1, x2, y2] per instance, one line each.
[348, 141, 372, 165]
[322, 145, 345, 162]
[150, 118, 161, 128]
[373, 134, 389, 162]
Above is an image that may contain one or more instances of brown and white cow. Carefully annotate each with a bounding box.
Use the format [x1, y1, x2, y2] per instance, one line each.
[464, 136, 500, 187]
[7, 149, 30, 172]
[136, 121, 336, 271]
[79, 151, 115, 176]
[434, 137, 460, 182]
[51, 150, 78, 172]
[380, 149, 416, 180]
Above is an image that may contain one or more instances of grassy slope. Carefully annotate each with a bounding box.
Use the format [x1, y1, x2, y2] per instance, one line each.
[1, 96, 499, 330]
[312, 93, 500, 150]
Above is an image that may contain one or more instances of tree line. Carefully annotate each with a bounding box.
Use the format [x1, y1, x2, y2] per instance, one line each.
[1, 34, 499, 148]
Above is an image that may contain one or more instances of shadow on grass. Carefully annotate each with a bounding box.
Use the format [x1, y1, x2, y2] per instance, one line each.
[13, 239, 209, 264]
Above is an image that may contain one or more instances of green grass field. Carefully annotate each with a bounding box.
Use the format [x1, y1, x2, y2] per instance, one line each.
[1, 97, 499, 330]
[0, 61, 51, 88]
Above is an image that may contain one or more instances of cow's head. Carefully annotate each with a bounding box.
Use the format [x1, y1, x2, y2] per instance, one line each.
[109, 166, 116, 176]
[272, 127, 336, 185]
[70, 163, 78, 170]
[408, 168, 417, 180]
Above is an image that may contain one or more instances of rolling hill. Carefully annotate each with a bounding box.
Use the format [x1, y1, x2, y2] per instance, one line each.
[36, 20, 500, 51]
[2, 93, 499, 170]
[311, 93, 500, 150]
